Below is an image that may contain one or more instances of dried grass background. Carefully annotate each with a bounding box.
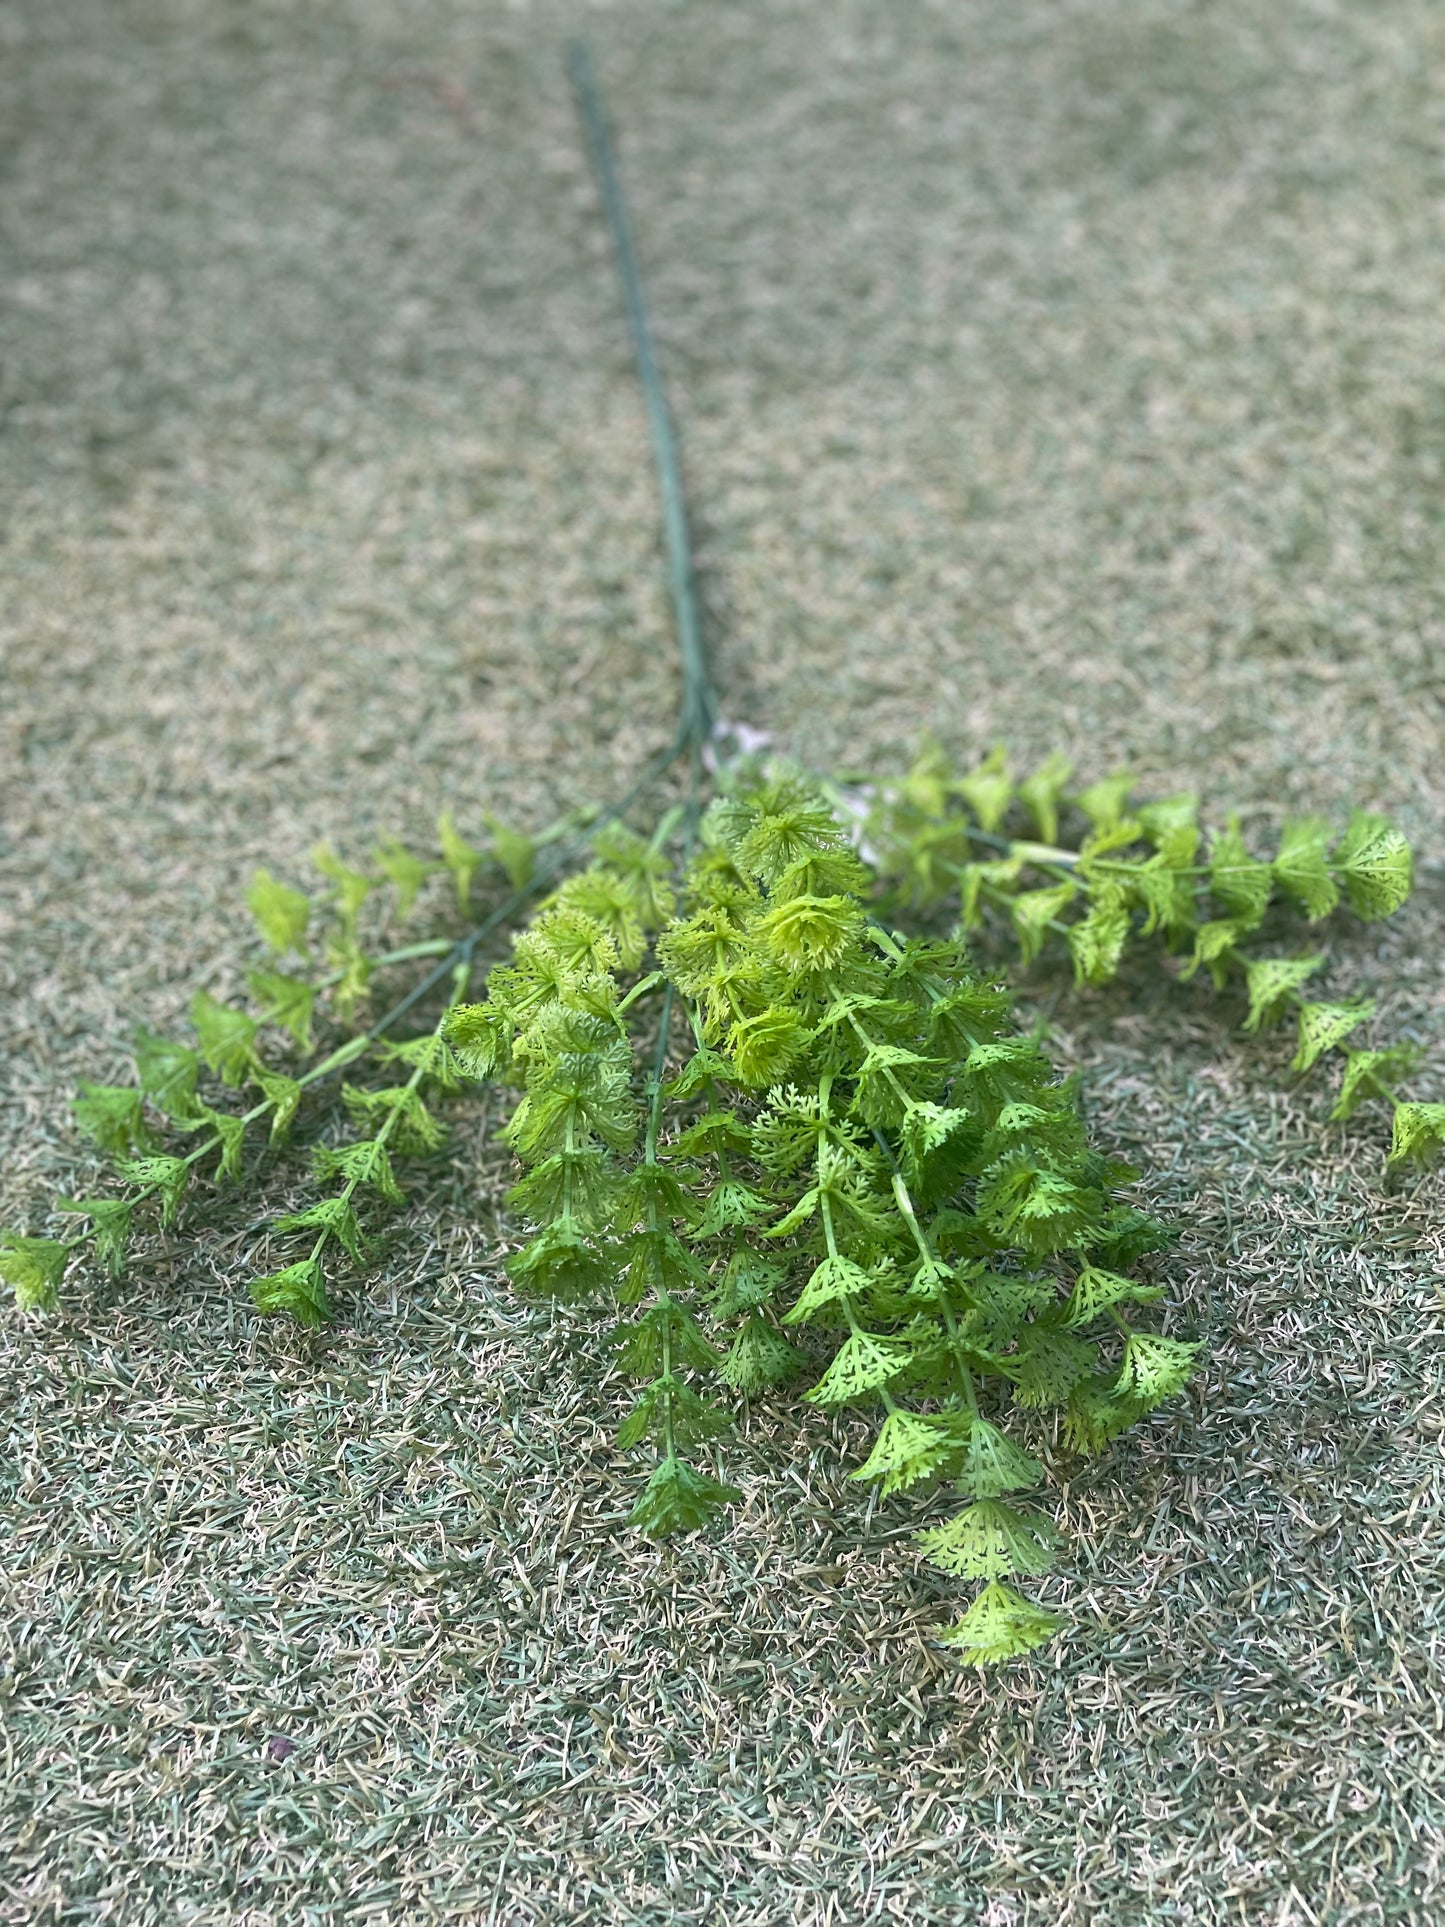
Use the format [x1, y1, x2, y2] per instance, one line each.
[3, 1, 1444, 1921]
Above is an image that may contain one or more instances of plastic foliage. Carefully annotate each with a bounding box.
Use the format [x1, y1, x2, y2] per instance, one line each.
[3, 751, 1429, 1669]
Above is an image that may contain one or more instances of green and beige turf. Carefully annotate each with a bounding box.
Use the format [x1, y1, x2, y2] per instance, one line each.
[3, 1, 1444, 1921]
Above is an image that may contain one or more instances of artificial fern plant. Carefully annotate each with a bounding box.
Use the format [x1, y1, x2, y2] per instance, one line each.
[4, 741, 1429, 1665]
[3, 45, 1435, 1667]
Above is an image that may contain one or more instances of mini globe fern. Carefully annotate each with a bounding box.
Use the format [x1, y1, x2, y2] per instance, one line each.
[2, 747, 1432, 1669]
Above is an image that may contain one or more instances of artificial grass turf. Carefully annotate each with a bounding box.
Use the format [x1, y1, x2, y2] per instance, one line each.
[2, 1, 1443, 1919]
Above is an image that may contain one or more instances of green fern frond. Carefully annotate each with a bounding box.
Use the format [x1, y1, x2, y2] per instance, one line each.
[0, 1235, 68, 1313]
[116, 1155, 191, 1227]
[247, 869, 310, 955]
[957, 1418, 1045, 1499]
[132, 1030, 202, 1122]
[274, 1196, 368, 1265]
[1291, 1000, 1375, 1074]
[1331, 1046, 1419, 1122]
[626, 1455, 741, 1538]
[956, 746, 1012, 832]
[481, 811, 537, 892]
[1387, 1101, 1445, 1171]
[251, 1258, 328, 1329]
[1241, 955, 1324, 1033]
[850, 1409, 958, 1496]
[56, 1198, 132, 1279]
[73, 1083, 153, 1158]
[1113, 1332, 1198, 1407]
[189, 992, 259, 1086]
[312, 1138, 403, 1204]
[918, 1501, 1060, 1580]
[1332, 813, 1412, 920]
[936, 1581, 1063, 1663]
[1017, 753, 1073, 846]
[718, 1311, 806, 1392]
[374, 837, 436, 919]
[1273, 818, 1339, 921]
[247, 968, 316, 1050]
[437, 810, 484, 911]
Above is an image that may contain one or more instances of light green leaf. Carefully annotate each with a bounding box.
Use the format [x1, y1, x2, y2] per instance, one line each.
[247, 869, 310, 956]
[0, 1234, 68, 1312]
[959, 857, 1023, 929]
[1068, 885, 1130, 987]
[956, 747, 1012, 832]
[918, 1500, 1060, 1579]
[506, 1220, 614, 1301]
[132, 1030, 201, 1122]
[1331, 1046, 1418, 1122]
[1180, 918, 1247, 989]
[56, 1197, 132, 1279]
[327, 936, 373, 1020]
[616, 1376, 728, 1452]
[73, 1083, 153, 1158]
[250, 1258, 328, 1328]
[1241, 954, 1324, 1033]
[726, 1007, 808, 1088]
[1136, 795, 1199, 848]
[116, 1154, 191, 1227]
[958, 1418, 1044, 1498]
[186, 1106, 246, 1182]
[1273, 818, 1339, 921]
[1062, 1264, 1164, 1328]
[1074, 772, 1134, 832]
[717, 1312, 806, 1393]
[757, 894, 865, 974]
[1387, 1101, 1445, 1171]
[443, 1001, 512, 1080]
[1008, 1325, 1096, 1409]
[482, 811, 537, 893]
[247, 968, 316, 1050]
[1011, 882, 1077, 965]
[256, 1070, 303, 1141]
[189, 991, 258, 1086]
[382, 1030, 466, 1094]
[1291, 1000, 1375, 1075]
[850, 1409, 958, 1496]
[1133, 851, 1198, 938]
[1332, 813, 1413, 921]
[374, 836, 435, 920]
[936, 1581, 1063, 1664]
[312, 843, 374, 927]
[804, 1331, 913, 1407]
[1063, 1373, 1151, 1454]
[1208, 818, 1273, 928]
[626, 1455, 740, 1538]
[711, 1248, 788, 1317]
[1016, 753, 1073, 845]
[311, 1138, 402, 1204]
[1113, 1332, 1198, 1406]
[694, 1178, 770, 1240]
[342, 1083, 446, 1156]
[782, 1251, 875, 1325]
[274, 1197, 368, 1264]
[437, 811, 484, 911]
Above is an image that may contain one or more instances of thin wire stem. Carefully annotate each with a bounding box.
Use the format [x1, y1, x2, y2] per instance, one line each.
[567, 37, 713, 747]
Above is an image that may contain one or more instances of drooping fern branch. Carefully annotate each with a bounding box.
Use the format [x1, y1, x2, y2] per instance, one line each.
[849, 739, 1434, 1170]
